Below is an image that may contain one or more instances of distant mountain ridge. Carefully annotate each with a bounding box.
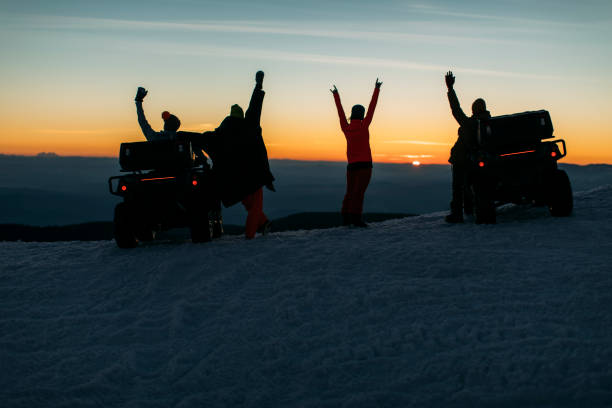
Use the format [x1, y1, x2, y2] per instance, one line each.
[0, 154, 610, 226]
[0, 212, 414, 242]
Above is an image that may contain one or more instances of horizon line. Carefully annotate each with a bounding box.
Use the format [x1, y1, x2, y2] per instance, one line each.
[0, 153, 606, 167]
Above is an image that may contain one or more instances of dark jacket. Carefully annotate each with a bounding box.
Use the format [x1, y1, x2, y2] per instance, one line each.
[447, 88, 491, 165]
[136, 101, 178, 141]
[188, 86, 274, 207]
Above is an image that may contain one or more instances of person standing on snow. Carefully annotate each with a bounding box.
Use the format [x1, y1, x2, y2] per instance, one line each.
[331, 78, 382, 227]
[134, 87, 181, 140]
[444, 71, 491, 224]
[198, 71, 275, 239]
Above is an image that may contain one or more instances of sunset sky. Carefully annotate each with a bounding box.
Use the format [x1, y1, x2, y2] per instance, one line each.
[1, 0, 611, 164]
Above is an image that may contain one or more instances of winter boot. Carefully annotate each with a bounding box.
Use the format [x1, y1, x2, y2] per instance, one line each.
[210, 210, 224, 239]
[463, 204, 474, 217]
[257, 220, 272, 235]
[351, 214, 368, 228]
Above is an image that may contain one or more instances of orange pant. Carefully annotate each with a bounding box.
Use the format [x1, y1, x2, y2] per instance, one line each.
[241, 188, 268, 239]
[342, 167, 372, 216]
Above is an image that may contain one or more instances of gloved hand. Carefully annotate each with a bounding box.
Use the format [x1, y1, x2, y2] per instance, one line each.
[256, 71, 264, 86]
[375, 78, 383, 89]
[445, 71, 455, 89]
[135, 87, 148, 102]
[266, 182, 276, 192]
[330, 85, 338, 94]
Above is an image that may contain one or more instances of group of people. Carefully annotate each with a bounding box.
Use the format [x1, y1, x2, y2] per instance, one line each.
[332, 72, 489, 225]
[134, 70, 488, 239]
[135, 71, 274, 239]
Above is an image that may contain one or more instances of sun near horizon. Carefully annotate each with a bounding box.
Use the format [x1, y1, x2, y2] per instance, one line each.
[1, 1, 611, 165]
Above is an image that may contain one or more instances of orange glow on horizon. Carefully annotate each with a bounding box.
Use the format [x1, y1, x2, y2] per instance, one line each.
[1, 5, 611, 168]
[1, 120, 610, 165]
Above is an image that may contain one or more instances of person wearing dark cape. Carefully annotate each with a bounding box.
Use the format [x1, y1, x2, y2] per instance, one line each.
[190, 71, 275, 239]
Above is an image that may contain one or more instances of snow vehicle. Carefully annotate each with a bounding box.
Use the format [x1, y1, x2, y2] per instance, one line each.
[470, 110, 573, 223]
[108, 137, 222, 248]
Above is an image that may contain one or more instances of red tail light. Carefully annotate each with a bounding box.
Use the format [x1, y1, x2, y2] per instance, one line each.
[551, 151, 557, 158]
[192, 180, 198, 186]
[121, 185, 127, 191]
[479, 161, 485, 168]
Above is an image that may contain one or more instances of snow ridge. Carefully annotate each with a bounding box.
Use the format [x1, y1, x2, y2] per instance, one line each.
[1, 186, 612, 407]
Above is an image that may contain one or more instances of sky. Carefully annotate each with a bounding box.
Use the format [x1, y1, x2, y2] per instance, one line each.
[0, 0, 611, 164]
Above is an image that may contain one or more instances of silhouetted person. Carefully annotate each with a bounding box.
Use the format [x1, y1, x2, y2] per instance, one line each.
[135, 87, 223, 236]
[134, 87, 181, 140]
[444, 71, 490, 223]
[331, 78, 381, 227]
[195, 71, 275, 239]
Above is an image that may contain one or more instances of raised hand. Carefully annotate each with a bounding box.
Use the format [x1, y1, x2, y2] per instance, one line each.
[445, 71, 455, 89]
[256, 70, 264, 86]
[135, 87, 148, 102]
[375, 78, 383, 88]
[330, 85, 338, 94]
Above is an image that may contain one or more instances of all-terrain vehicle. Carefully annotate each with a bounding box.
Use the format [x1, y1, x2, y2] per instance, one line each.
[469, 110, 573, 223]
[108, 136, 222, 248]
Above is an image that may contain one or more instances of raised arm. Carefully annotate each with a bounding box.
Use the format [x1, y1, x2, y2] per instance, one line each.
[331, 85, 348, 131]
[445, 71, 469, 126]
[134, 87, 157, 141]
[245, 71, 265, 127]
[363, 78, 382, 127]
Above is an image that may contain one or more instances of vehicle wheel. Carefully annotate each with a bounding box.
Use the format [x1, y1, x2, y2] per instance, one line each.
[136, 226, 156, 242]
[548, 169, 573, 216]
[190, 213, 212, 243]
[114, 202, 138, 248]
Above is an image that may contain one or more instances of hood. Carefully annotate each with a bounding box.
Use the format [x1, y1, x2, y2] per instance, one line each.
[217, 116, 244, 132]
[474, 110, 491, 120]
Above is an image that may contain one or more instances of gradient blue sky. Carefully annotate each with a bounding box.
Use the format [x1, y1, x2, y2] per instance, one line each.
[1, 0, 611, 163]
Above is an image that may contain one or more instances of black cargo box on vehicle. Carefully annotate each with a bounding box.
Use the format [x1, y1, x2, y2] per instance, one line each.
[479, 110, 553, 153]
[119, 140, 194, 171]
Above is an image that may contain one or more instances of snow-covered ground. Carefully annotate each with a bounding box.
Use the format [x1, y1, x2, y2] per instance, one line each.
[2, 186, 612, 407]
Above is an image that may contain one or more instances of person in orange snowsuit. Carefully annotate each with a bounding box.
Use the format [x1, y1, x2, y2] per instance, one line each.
[331, 79, 382, 227]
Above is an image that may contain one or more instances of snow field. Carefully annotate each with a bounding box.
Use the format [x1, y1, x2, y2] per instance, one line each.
[1, 187, 612, 407]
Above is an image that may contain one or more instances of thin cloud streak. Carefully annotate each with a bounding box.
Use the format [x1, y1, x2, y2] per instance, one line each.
[140, 42, 572, 81]
[401, 154, 435, 158]
[408, 4, 591, 28]
[181, 123, 215, 131]
[35, 128, 131, 135]
[7, 14, 519, 46]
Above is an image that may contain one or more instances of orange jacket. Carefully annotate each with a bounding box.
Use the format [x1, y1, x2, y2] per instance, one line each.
[333, 87, 380, 164]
